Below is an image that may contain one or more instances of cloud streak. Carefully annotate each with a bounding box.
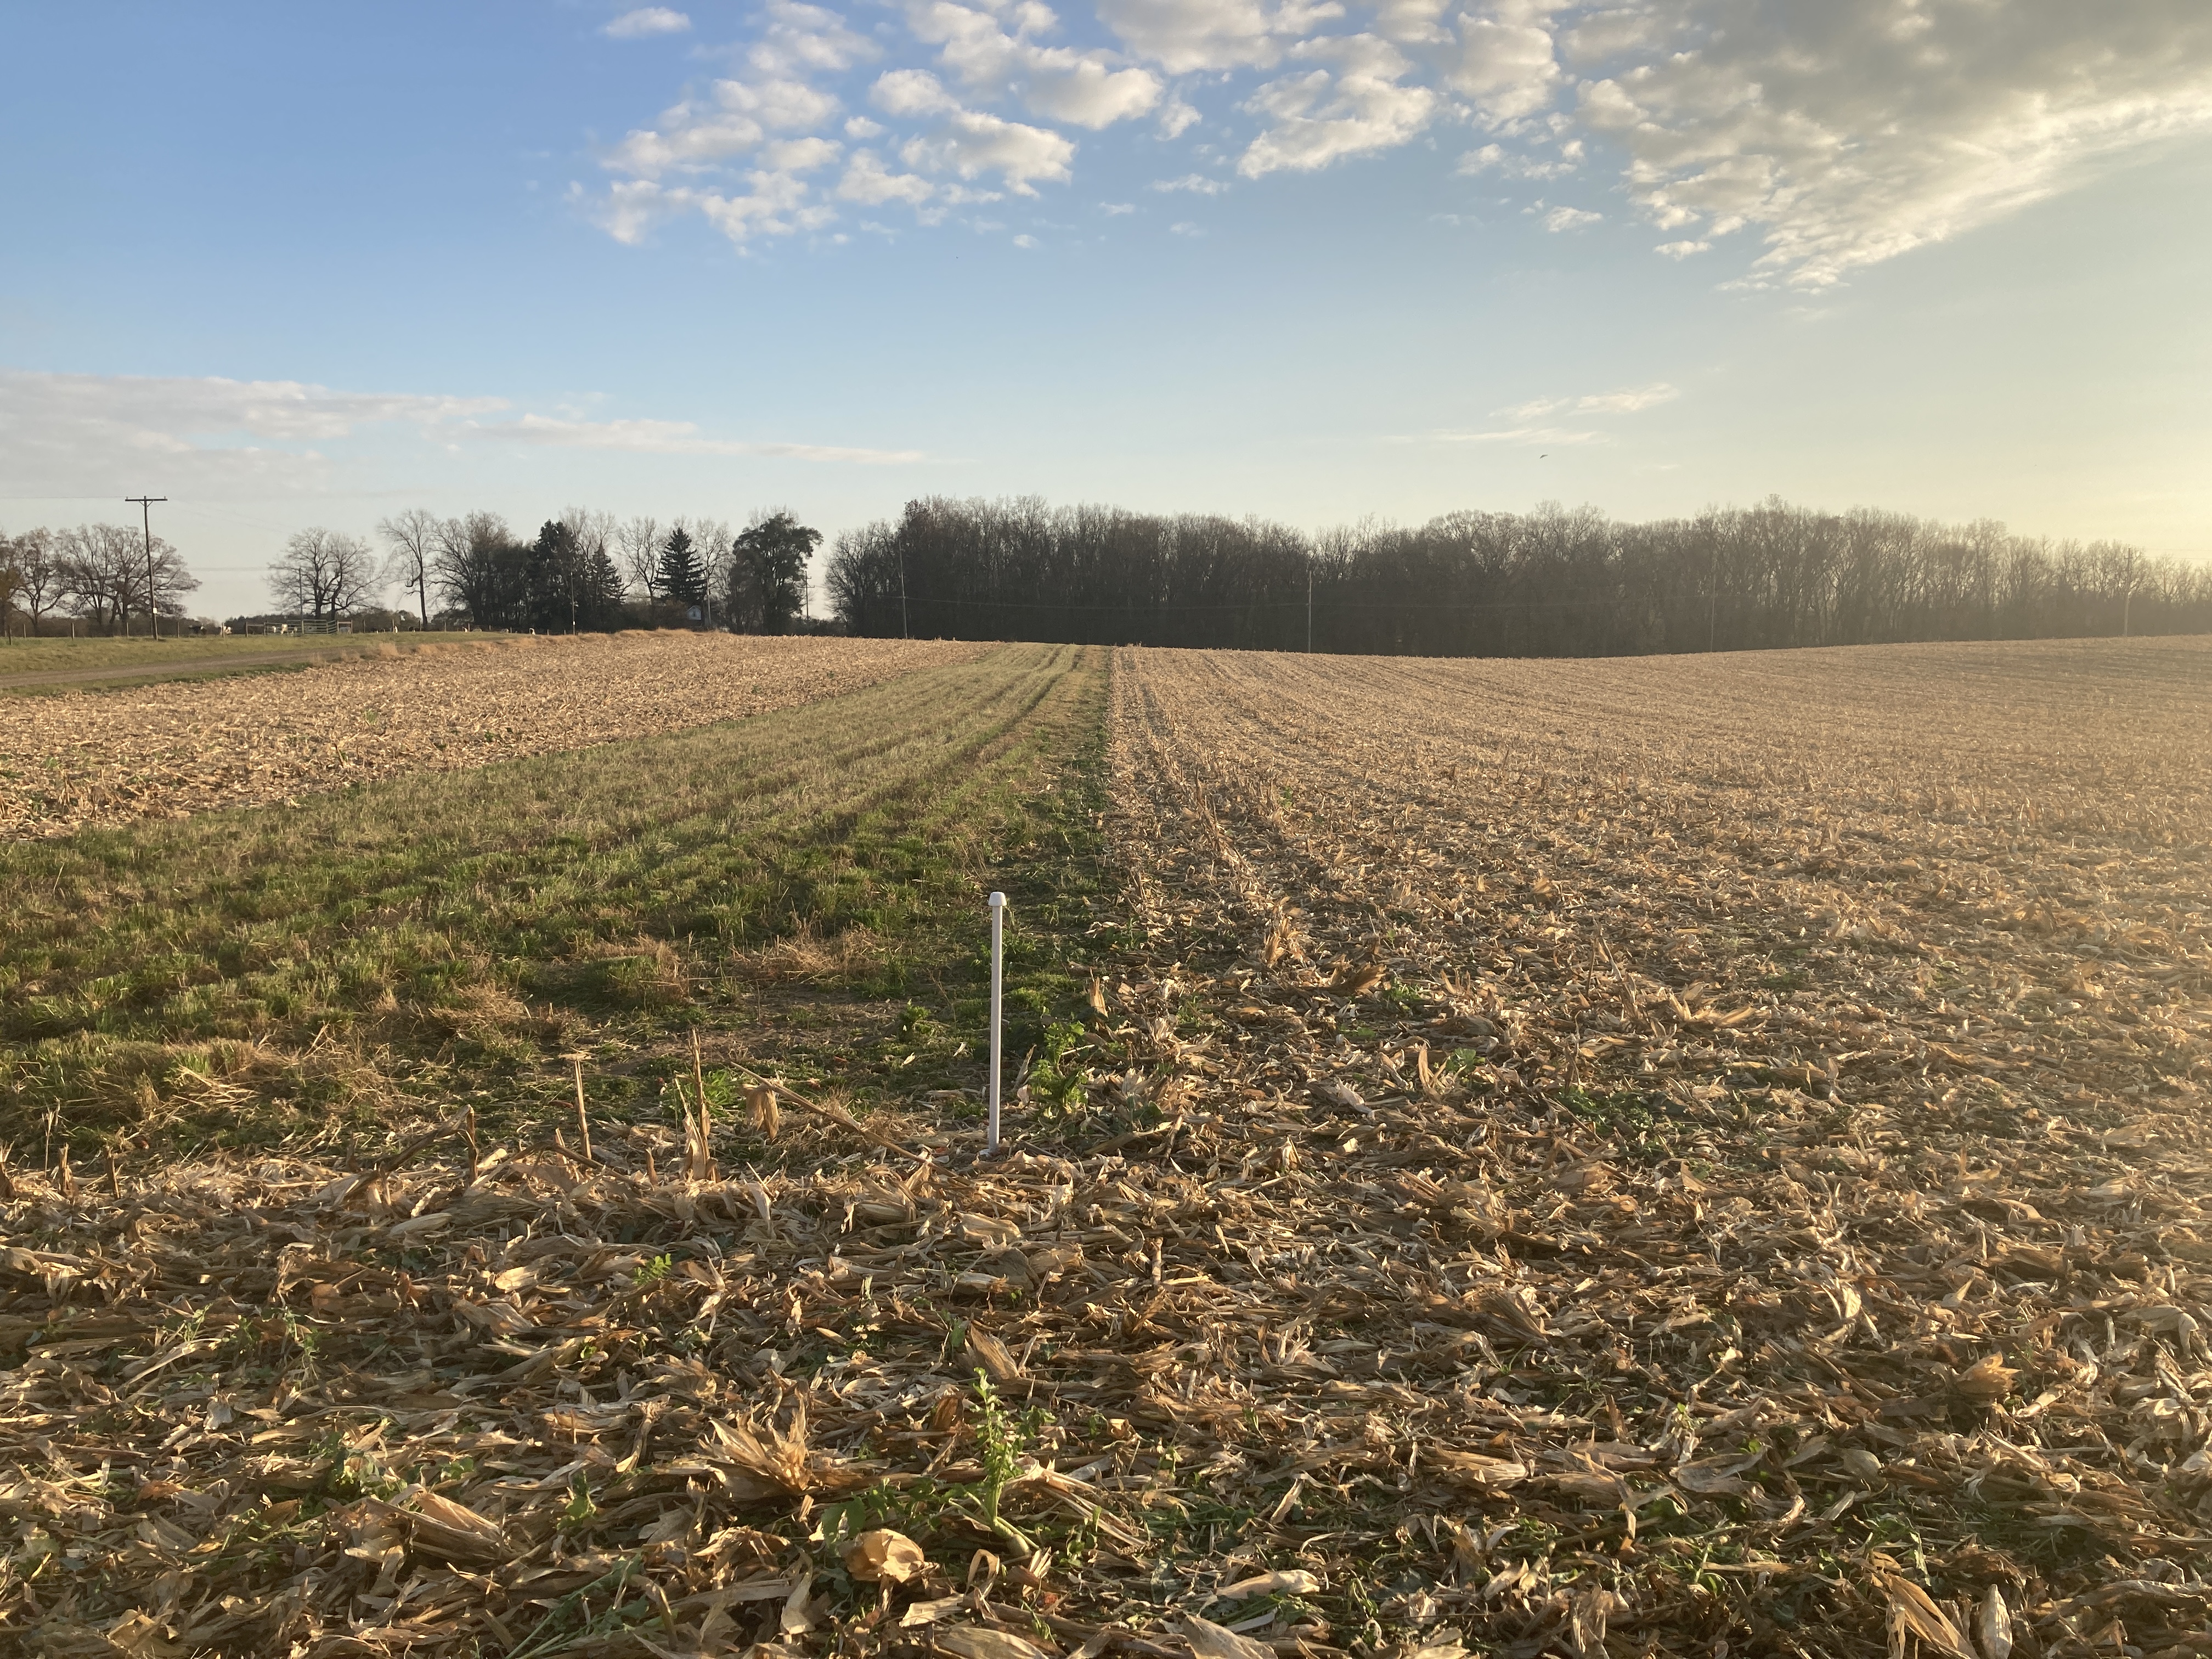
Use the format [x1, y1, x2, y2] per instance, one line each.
[1396, 425, 1605, 448]
[0, 369, 927, 495]
[1396, 381, 1681, 447]
[1502, 383, 1679, 420]
[498, 415, 925, 464]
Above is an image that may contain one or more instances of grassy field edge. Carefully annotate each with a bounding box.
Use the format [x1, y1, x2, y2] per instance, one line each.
[0, 642, 1112, 1160]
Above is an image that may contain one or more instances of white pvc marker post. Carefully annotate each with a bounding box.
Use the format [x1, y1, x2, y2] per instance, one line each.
[986, 891, 1007, 1155]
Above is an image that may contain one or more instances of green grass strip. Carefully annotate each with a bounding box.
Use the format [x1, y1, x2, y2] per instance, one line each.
[0, 642, 1107, 1151]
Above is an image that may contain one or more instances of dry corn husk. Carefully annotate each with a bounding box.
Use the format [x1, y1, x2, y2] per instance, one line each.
[938, 1627, 1058, 1659]
[842, 1527, 928, 1584]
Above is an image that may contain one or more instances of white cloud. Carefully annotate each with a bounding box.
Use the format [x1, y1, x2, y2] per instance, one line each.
[604, 78, 844, 180]
[1574, 381, 1676, 413]
[605, 7, 691, 39]
[1101, 200, 1136, 212]
[759, 136, 844, 172]
[1497, 381, 1677, 420]
[904, 0, 1164, 128]
[0, 369, 921, 499]
[0, 370, 506, 495]
[1013, 232, 1041, 245]
[1156, 93, 1203, 136]
[590, 178, 684, 244]
[1239, 33, 1437, 175]
[1458, 138, 1582, 178]
[1447, 12, 1559, 122]
[1169, 219, 1204, 234]
[590, 167, 834, 246]
[838, 148, 937, 204]
[722, 77, 845, 133]
[738, 1, 876, 78]
[605, 112, 760, 179]
[1094, 0, 1345, 74]
[1542, 204, 1600, 230]
[1023, 54, 1165, 125]
[578, 0, 2212, 285]
[872, 67, 964, 117]
[1372, 0, 1450, 46]
[502, 415, 923, 463]
[583, 1, 877, 245]
[696, 170, 829, 239]
[1402, 424, 1604, 447]
[0, 370, 503, 446]
[1556, 6, 1662, 65]
[1150, 171, 1229, 191]
[901, 109, 1077, 192]
[1565, 1, 2212, 287]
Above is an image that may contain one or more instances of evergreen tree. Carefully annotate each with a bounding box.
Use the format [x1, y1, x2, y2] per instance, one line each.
[527, 520, 586, 633]
[656, 527, 707, 610]
[582, 546, 627, 630]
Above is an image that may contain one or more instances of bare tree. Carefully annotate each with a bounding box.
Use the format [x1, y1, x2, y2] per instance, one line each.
[56, 524, 131, 633]
[431, 511, 523, 628]
[9, 529, 65, 634]
[561, 506, 615, 559]
[824, 495, 2212, 653]
[616, 516, 662, 602]
[377, 508, 442, 628]
[0, 537, 20, 641]
[269, 527, 380, 625]
[55, 523, 198, 633]
[560, 508, 618, 589]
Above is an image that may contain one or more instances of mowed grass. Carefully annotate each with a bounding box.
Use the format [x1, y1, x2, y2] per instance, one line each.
[1, 642, 1105, 1152]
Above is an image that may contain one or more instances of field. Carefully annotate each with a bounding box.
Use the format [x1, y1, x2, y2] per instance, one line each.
[0, 632, 981, 837]
[2, 636, 2208, 1659]
[0, 633, 485, 695]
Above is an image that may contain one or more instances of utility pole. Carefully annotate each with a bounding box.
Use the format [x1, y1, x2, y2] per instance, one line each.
[1306, 561, 1313, 653]
[899, 546, 910, 640]
[125, 495, 167, 640]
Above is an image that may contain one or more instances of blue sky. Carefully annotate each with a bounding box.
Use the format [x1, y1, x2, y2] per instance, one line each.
[3, 0, 2209, 618]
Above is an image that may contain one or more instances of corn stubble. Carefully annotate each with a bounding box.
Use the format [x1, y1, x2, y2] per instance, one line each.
[0, 631, 984, 839]
[1, 645, 1090, 1144]
[2, 635, 2208, 1659]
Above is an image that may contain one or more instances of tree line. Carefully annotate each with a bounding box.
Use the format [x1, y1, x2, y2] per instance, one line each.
[827, 495, 2212, 655]
[0, 523, 199, 636]
[334, 507, 821, 634]
[0, 507, 826, 638]
[12, 495, 2206, 653]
